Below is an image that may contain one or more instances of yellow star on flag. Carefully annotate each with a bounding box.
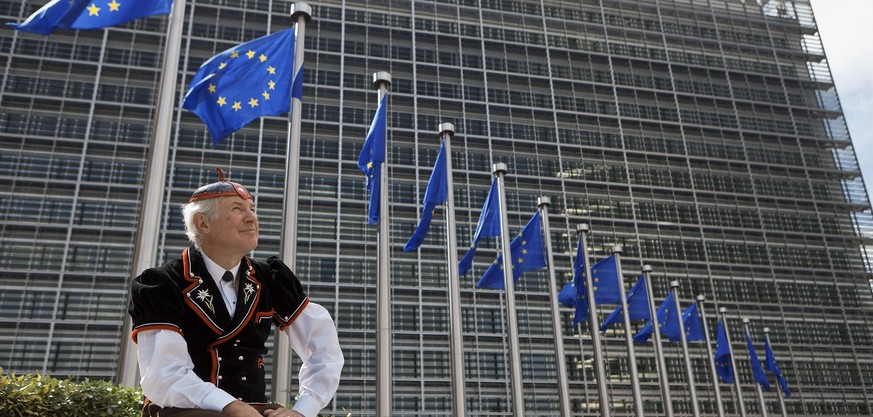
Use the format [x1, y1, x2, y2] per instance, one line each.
[232, 101, 242, 112]
[522, 249, 528, 255]
[517, 258, 523, 264]
[230, 51, 239, 59]
[367, 162, 373, 169]
[262, 91, 270, 100]
[246, 50, 255, 59]
[108, 0, 120, 11]
[218, 62, 227, 70]
[259, 54, 268, 62]
[267, 66, 276, 75]
[87, 3, 100, 15]
[208, 84, 216, 93]
[216, 96, 226, 106]
[268, 80, 276, 90]
[248, 98, 259, 107]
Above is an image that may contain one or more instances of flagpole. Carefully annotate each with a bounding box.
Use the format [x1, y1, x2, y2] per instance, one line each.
[743, 319, 769, 417]
[643, 265, 673, 417]
[116, 0, 187, 387]
[491, 163, 525, 417]
[696, 295, 726, 417]
[374, 71, 392, 417]
[537, 197, 571, 417]
[670, 281, 701, 417]
[719, 308, 748, 417]
[578, 224, 610, 417]
[274, 2, 311, 403]
[440, 123, 467, 417]
[763, 328, 787, 417]
[612, 247, 643, 417]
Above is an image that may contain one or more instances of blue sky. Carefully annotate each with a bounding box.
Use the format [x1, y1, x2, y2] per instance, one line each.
[809, 0, 873, 198]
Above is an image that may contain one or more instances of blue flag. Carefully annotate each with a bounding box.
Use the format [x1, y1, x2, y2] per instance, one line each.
[357, 95, 387, 225]
[573, 253, 623, 326]
[476, 211, 547, 289]
[633, 292, 675, 344]
[663, 302, 705, 342]
[600, 275, 650, 332]
[458, 179, 501, 275]
[182, 28, 296, 145]
[558, 281, 576, 308]
[7, 0, 171, 35]
[746, 329, 771, 391]
[765, 336, 791, 397]
[403, 141, 448, 251]
[715, 319, 734, 383]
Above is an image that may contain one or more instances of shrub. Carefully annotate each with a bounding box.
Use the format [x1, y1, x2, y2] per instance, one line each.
[0, 369, 143, 417]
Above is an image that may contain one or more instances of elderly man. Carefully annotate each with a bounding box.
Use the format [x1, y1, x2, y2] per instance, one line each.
[128, 168, 343, 417]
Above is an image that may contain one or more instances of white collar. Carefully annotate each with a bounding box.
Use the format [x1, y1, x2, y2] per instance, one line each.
[200, 251, 241, 286]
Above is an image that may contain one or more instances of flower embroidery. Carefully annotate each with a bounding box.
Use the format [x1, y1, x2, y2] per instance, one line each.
[243, 283, 255, 304]
[196, 289, 215, 313]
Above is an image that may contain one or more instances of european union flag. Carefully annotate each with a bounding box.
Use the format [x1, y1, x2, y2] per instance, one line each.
[600, 275, 650, 332]
[403, 141, 448, 251]
[633, 292, 675, 344]
[765, 336, 791, 397]
[663, 303, 705, 342]
[182, 28, 296, 145]
[476, 211, 547, 290]
[558, 281, 576, 308]
[715, 319, 734, 383]
[357, 95, 387, 225]
[572, 253, 623, 327]
[458, 179, 501, 275]
[8, 0, 172, 35]
[745, 329, 771, 391]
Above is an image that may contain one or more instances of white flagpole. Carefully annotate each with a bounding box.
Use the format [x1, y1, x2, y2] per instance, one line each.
[643, 265, 673, 417]
[719, 308, 748, 417]
[374, 71, 392, 417]
[116, 0, 188, 387]
[670, 281, 700, 417]
[578, 224, 610, 417]
[493, 163, 524, 417]
[763, 327, 788, 417]
[440, 123, 466, 417]
[612, 247, 643, 417]
[696, 295, 726, 417]
[274, 2, 310, 403]
[743, 319, 769, 417]
[537, 197, 571, 417]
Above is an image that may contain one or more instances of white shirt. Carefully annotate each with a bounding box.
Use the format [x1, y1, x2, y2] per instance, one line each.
[135, 260, 344, 417]
[201, 252, 240, 315]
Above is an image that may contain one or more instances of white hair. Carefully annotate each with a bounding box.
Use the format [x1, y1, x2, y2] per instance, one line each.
[181, 197, 224, 250]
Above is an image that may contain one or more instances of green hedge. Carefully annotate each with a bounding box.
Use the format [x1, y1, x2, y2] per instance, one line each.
[0, 369, 143, 417]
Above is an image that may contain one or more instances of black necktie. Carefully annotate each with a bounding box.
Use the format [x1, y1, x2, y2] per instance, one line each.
[221, 271, 234, 282]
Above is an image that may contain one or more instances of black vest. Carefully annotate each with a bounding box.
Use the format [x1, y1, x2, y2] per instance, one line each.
[129, 248, 308, 403]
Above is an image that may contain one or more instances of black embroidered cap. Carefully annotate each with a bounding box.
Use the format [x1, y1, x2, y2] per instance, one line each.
[189, 168, 253, 202]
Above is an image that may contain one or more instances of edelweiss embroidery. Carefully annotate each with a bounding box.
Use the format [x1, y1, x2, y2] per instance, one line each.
[196, 289, 215, 313]
[243, 282, 255, 304]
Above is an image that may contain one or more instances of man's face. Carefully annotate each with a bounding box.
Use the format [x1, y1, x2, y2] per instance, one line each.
[200, 196, 259, 254]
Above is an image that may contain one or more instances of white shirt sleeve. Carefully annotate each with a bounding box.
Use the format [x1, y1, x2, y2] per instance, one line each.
[285, 302, 344, 417]
[136, 329, 236, 412]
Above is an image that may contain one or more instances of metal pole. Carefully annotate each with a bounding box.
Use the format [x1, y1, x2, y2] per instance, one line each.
[744, 319, 768, 417]
[493, 163, 525, 417]
[763, 328, 788, 417]
[613, 247, 643, 417]
[116, 0, 188, 387]
[720, 308, 748, 417]
[697, 295, 726, 417]
[441, 123, 467, 417]
[670, 281, 700, 417]
[374, 71, 392, 417]
[578, 224, 610, 417]
[643, 265, 673, 417]
[538, 197, 571, 417]
[274, 2, 311, 403]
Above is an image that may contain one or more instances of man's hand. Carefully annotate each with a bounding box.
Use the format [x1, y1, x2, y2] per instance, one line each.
[263, 407, 304, 417]
[222, 400, 265, 417]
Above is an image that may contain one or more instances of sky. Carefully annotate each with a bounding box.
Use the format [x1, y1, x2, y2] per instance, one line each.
[808, 0, 873, 197]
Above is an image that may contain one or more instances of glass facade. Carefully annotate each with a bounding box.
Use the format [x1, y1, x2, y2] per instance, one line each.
[2, 0, 873, 415]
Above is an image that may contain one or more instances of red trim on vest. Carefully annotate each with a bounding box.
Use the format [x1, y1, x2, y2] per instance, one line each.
[277, 298, 310, 331]
[130, 324, 183, 343]
[181, 248, 223, 336]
